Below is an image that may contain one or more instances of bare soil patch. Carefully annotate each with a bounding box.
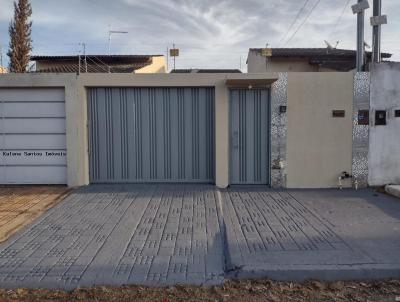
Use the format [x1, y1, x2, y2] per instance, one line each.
[0, 186, 70, 242]
[0, 279, 399, 302]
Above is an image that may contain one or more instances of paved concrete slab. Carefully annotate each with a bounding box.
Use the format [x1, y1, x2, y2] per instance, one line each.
[0, 185, 224, 289]
[1, 185, 399, 289]
[222, 187, 400, 281]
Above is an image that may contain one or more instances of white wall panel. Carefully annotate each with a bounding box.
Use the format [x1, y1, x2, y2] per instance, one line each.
[0, 118, 66, 133]
[2, 134, 66, 149]
[0, 88, 64, 102]
[4, 102, 65, 117]
[0, 150, 67, 165]
[0, 88, 66, 184]
[0, 166, 67, 184]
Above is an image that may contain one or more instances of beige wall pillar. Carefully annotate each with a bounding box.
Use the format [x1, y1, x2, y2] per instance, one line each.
[65, 77, 89, 187]
[215, 81, 229, 188]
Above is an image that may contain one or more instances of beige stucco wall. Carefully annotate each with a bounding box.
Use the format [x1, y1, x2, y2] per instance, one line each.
[267, 58, 319, 72]
[286, 72, 354, 188]
[247, 51, 337, 73]
[1, 72, 354, 189]
[77, 73, 278, 188]
[135, 56, 166, 73]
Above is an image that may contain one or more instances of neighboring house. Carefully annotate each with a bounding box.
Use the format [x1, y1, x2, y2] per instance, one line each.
[171, 69, 242, 73]
[30, 55, 166, 73]
[247, 48, 392, 72]
[0, 66, 7, 73]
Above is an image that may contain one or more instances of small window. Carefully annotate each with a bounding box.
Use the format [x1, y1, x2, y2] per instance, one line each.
[375, 110, 386, 126]
[358, 110, 369, 125]
[395, 110, 400, 118]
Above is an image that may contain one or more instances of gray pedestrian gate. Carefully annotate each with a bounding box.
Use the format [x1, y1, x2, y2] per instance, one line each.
[230, 89, 270, 184]
[87, 87, 215, 183]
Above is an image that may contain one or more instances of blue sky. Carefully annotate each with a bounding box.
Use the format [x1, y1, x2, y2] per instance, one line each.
[0, 0, 399, 71]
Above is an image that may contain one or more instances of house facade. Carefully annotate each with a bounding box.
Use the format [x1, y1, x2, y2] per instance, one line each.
[247, 48, 392, 72]
[0, 63, 398, 188]
[30, 55, 166, 73]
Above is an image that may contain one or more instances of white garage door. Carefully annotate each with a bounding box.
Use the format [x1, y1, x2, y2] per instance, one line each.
[0, 88, 67, 184]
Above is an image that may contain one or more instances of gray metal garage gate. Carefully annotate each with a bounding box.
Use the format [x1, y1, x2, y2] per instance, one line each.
[88, 87, 215, 183]
[230, 89, 270, 185]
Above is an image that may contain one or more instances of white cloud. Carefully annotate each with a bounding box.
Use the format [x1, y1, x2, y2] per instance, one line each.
[0, 0, 399, 67]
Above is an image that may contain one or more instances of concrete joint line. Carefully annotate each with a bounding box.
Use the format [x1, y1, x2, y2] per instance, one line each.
[215, 189, 230, 276]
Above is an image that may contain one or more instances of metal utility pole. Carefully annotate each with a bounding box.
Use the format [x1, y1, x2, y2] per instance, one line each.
[83, 43, 87, 73]
[79, 43, 87, 73]
[173, 43, 176, 70]
[352, 0, 370, 71]
[169, 43, 179, 71]
[357, 0, 365, 71]
[78, 51, 81, 75]
[372, 0, 381, 62]
[166, 47, 169, 72]
[371, 0, 387, 63]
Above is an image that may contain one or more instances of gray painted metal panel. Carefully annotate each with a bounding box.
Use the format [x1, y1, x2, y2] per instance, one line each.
[88, 87, 215, 183]
[230, 89, 270, 184]
[0, 88, 67, 184]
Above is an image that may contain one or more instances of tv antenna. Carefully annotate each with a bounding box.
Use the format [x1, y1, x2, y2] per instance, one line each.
[324, 40, 339, 50]
[108, 30, 128, 55]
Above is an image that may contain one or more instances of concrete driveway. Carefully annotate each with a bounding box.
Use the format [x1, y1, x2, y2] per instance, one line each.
[222, 188, 400, 281]
[0, 185, 399, 289]
[0, 185, 225, 289]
